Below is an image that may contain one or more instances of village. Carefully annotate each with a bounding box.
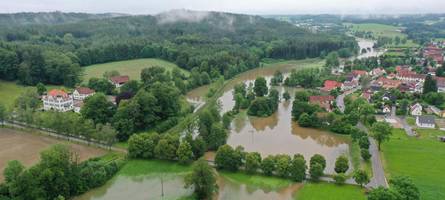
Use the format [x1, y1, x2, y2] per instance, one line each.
[311, 42, 445, 138]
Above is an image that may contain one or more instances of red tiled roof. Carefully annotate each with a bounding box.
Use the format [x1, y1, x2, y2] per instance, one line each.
[110, 76, 129, 84]
[47, 89, 69, 98]
[352, 70, 367, 77]
[322, 80, 342, 92]
[75, 87, 95, 95]
[309, 95, 335, 103]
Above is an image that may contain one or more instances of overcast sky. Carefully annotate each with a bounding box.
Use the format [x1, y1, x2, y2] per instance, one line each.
[1, 0, 444, 15]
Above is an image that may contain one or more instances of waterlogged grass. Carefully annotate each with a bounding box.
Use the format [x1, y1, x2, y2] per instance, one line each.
[118, 160, 191, 176]
[220, 171, 293, 190]
[381, 129, 445, 200]
[295, 182, 366, 200]
[82, 58, 189, 82]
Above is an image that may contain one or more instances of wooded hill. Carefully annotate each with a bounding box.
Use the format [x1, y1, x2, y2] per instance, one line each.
[0, 10, 356, 87]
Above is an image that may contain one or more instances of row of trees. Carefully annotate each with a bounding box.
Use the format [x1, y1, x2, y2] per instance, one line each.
[0, 145, 122, 200]
[214, 144, 339, 182]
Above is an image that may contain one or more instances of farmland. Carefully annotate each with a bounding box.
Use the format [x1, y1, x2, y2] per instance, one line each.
[0, 128, 107, 181]
[381, 129, 445, 200]
[82, 58, 190, 82]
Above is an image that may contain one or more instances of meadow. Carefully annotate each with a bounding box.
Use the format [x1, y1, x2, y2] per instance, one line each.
[294, 182, 366, 200]
[82, 58, 189, 82]
[381, 128, 445, 200]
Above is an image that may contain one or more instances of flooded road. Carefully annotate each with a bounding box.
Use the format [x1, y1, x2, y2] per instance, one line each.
[187, 59, 352, 174]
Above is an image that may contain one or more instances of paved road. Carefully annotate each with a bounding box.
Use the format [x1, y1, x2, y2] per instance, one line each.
[396, 116, 416, 136]
[357, 123, 388, 188]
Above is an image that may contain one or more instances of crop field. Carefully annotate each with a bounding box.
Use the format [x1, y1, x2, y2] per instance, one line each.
[0, 128, 107, 182]
[82, 58, 190, 82]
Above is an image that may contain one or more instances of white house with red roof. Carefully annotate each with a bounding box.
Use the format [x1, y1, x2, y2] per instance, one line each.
[42, 89, 73, 112]
[351, 70, 368, 80]
[109, 75, 129, 88]
[73, 87, 95, 100]
[410, 103, 423, 116]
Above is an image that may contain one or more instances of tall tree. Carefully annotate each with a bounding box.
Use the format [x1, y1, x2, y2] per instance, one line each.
[371, 122, 393, 150]
[423, 74, 437, 94]
[254, 77, 268, 97]
[81, 93, 115, 124]
[184, 159, 217, 200]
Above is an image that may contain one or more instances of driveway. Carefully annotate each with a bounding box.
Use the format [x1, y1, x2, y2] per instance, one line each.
[396, 116, 416, 136]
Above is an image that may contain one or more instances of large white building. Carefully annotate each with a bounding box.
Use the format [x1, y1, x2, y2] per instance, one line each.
[42, 89, 73, 112]
[73, 87, 95, 100]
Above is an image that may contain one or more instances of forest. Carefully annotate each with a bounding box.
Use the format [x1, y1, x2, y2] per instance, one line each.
[0, 10, 356, 88]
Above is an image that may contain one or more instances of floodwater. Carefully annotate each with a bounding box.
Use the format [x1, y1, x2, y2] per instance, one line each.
[188, 59, 352, 174]
[356, 38, 385, 60]
[75, 173, 302, 200]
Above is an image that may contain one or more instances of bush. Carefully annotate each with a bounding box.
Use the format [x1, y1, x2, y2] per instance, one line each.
[289, 154, 307, 182]
[334, 173, 346, 185]
[245, 152, 262, 174]
[359, 136, 370, 149]
[260, 155, 276, 176]
[361, 149, 371, 161]
[334, 156, 349, 174]
[214, 145, 243, 171]
[310, 163, 324, 181]
[128, 133, 159, 159]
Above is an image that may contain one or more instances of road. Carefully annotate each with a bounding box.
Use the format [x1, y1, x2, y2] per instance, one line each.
[395, 116, 416, 137]
[336, 89, 388, 188]
[357, 123, 388, 188]
[4, 121, 128, 153]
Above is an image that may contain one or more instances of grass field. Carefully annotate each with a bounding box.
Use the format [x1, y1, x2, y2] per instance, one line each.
[82, 59, 189, 82]
[294, 182, 366, 200]
[0, 80, 29, 109]
[345, 23, 405, 38]
[220, 171, 293, 190]
[381, 129, 445, 200]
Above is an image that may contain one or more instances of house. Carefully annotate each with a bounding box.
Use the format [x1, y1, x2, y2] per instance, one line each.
[382, 105, 391, 114]
[321, 80, 342, 92]
[73, 101, 84, 113]
[341, 80, 359, 91]
[395, 71, 426, 83]
[414, 82, 423, 93]
[309, 95, 335, 112]
[42, 89, 73, 112]
[387, 73, 396, 79]
[416, 115, 435, 128]
[109, 75, 129, 88]
[435, 77, 445, 92]
[428, 105, 442, 117]
[375, 77, 401, 89]
[370, 67, 386, 78]
[362, 91, 372, 103]
[73, 87, 95, 100]
[351, 70, 368, 80]
[410, 103, 422, 116]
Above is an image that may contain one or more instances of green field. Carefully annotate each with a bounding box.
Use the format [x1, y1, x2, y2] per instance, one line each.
[0, 80, 29, 109]
[82, 59, 190, 82]
[381, 129, 445, 200]
[295, 182, 366, 200]
[220, 171, 293, 190]
[345, 23, 406, 38]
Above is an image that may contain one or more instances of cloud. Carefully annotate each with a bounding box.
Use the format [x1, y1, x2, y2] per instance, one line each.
[0, 0, 444, 15]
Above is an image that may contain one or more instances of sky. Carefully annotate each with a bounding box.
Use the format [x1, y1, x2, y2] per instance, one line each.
[1, 0, 445, 15]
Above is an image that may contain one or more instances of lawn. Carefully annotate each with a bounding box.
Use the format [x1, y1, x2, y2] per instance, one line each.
[381, 128, 445, 200]
[294, 182, 366, 200]
[0, 80, 28, 109]
[220, 171, 293, 190]
[118, 159, 191, 176]
[345, 23, 405, 38]
[82, 58, 189, 82]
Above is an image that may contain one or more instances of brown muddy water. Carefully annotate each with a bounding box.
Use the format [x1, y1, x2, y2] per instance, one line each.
[206, 60, 351, 174]
[75, 173, 302, 200]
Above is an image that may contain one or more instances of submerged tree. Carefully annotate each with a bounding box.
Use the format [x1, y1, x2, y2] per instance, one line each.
[184, 159, 217, 199]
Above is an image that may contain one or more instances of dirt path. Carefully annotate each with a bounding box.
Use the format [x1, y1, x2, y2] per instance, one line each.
[0, 128, 107, 182]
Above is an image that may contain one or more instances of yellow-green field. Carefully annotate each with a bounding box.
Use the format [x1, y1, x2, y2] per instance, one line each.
[82, 59, 189, 82]
[345, 23, 406, 38]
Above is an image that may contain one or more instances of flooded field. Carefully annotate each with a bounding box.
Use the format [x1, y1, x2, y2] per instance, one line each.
[0, 128, 107, 181]
[356, 38, 385, 59]
[75, 171, 302, 200]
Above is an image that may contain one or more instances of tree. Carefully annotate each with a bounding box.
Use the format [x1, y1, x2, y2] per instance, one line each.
[361, 149, 371, 161]
[275, 155, 291, 178]
[177, 141, 194, 164]
[283, 91, 291, 101]
[207, 123, 228, 150]
[325, 51, 340, 68]
[423, 74, 437, 94]
[128, 133, 159, 159]
[154, 139, 177, 160]
[368, 187, 401, 200]
[81, 93, 115, 124]
[3, 160, 24, 184]
[88, 78, 115, 95]
[140, 66, 169, 86]
[184, 159, 217, 200]
[36, 82, 46, 95]
[353, 170, 370, 187]
[371, 122, 393, 150]
[120, 80, 140, 94]
[112, 100, 140, 141]
[245, 152, 262, 174]
[260, 155, 276, 176]
[334, 173, 346, 185]
[310, 154, 326, 170]
[254, 77, 268, 97]
[334, 156, 349, 174]
[214, 145, 242, 171]
[359, 136, 370, 149]
[0, 103, 6, 126]
[298, 113, 312, 127]
[289, 154, 306, 182]
[309, 163, 323, 181]
[390, 176, 420, 200]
